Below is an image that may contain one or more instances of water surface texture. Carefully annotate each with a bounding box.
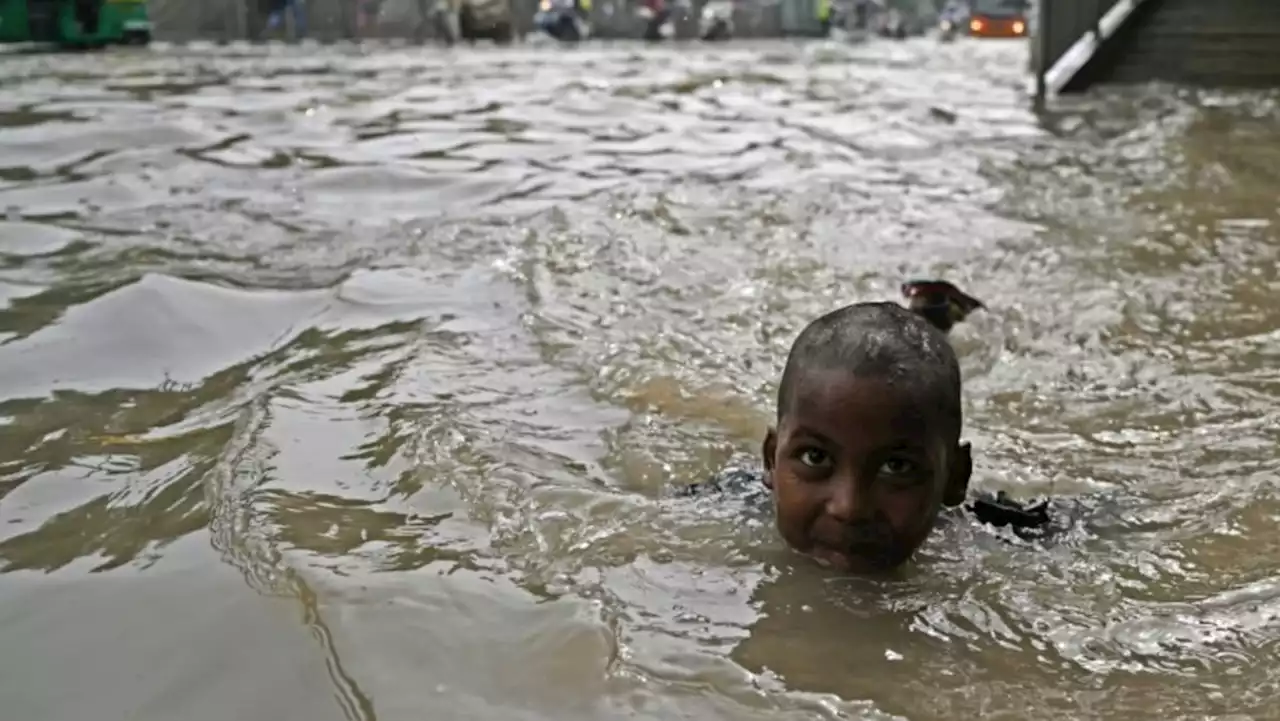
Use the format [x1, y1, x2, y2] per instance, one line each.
[0, 38, 1277, 721]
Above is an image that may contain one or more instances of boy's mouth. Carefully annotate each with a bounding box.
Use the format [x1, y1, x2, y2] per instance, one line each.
[811, 526, 900, 570]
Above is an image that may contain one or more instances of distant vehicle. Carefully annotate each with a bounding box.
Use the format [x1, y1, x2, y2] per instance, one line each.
[936, 0, 966, 41]
[937, 17, 958, 41]
[533, 0, 588, 41]
[0, 0, 152, 47]
[699, 0, 732, 40]
[637, 0, 688, 40]
[968, 0, 1026, 38]
[450, 0, 516, 43]
[876, 7, 907, 39]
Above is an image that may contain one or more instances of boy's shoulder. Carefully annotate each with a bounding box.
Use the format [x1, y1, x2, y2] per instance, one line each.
[676, 468, 1071, 542]
[675, 465, 769, 502]
[967, 491, 1052, 536]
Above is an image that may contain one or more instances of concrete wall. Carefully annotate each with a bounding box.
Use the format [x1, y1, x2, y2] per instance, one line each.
[1033, 0, 1118, 77]
[1051, 0, 1280, 91]
[144, 0, 826, 41]
[1093, 0, 1280, 87]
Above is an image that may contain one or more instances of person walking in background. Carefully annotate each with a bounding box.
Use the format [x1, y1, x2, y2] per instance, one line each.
[940, 0, 967, 25]
[852, 0, 869, 29]
[357, 0, 383, 33]
[640, 0, 668, 39]
[264, 0, 308, 38]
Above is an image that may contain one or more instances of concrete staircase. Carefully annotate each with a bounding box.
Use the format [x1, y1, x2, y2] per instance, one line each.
[1069, 0, 1280, 89]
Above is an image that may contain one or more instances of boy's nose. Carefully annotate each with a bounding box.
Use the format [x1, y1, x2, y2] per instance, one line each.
[824, 476, 868, 522]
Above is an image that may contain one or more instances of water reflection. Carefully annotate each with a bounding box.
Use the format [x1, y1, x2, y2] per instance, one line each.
[0, 38, 1277, 721]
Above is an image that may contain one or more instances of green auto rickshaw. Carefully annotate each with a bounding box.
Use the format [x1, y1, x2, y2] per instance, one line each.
[0, 0, 151, 48]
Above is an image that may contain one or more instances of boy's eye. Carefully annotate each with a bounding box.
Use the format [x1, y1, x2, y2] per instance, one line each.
[798, 448, 831, 468]
[879, 457, 917, 476]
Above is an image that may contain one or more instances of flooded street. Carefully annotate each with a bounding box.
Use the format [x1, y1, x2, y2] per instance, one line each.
[0, 36, 1277, 721]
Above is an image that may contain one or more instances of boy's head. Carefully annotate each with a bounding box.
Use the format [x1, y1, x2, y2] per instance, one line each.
[762, 302, 971, 573]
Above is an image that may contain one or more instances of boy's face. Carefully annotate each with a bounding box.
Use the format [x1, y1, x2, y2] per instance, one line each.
[762, 370, 970, 573]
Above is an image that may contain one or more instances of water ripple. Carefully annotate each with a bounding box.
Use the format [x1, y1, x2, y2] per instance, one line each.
[0, 38, 1277, 721]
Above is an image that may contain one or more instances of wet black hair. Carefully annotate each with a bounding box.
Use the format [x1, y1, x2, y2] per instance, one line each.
[776, 302, 963, 441]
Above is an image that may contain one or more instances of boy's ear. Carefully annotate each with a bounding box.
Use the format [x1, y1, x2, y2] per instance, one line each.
[761, 427, 778, 489]
[943, 442, 972, 508]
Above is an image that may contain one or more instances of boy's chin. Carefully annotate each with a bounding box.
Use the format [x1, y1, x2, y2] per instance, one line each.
[807, 545, 906, 575]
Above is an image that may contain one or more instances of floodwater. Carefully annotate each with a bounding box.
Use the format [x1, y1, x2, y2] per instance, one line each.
[0, 36, 1277, 721]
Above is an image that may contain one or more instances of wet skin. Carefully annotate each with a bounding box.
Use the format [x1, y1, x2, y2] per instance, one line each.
[762, 370, 971, 573]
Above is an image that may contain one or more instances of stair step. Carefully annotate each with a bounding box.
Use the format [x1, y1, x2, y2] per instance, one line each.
[1126, 38, 1280, 51]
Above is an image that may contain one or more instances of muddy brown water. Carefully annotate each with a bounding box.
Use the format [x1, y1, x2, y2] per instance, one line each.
[0, 37, 1277, 721]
